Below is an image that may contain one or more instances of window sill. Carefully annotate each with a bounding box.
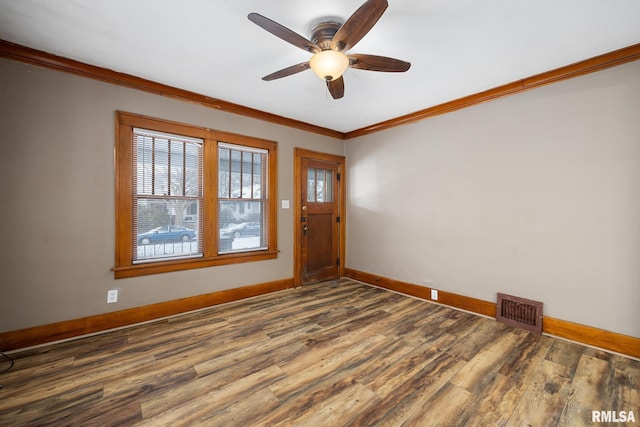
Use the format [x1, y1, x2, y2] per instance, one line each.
[113, 249, 279, 279]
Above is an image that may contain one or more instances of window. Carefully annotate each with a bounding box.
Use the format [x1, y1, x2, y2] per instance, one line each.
[134, 128, 203, 262]
[115, 112, 277, 278]
[218, 143, 268, 253]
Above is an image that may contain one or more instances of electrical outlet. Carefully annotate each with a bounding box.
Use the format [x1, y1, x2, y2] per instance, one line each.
[431, 289, 438, 301]
[107, 289, 119, 303]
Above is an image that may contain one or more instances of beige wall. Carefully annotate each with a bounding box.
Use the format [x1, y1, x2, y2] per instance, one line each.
[2, 56, 639, 339]
[0, 58, 345, 332]
[346, 60, 640, 338]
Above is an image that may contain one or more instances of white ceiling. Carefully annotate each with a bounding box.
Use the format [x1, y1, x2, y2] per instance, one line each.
[1, 0, 639, 133]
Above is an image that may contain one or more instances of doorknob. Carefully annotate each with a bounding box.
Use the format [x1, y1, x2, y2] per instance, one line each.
[303, 225, 308, 236]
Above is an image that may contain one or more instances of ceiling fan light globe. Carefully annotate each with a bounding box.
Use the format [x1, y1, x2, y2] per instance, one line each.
[309, 50, 349, 81]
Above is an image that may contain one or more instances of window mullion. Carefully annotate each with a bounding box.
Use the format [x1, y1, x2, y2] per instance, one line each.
[251, 153, 255, 200]
[227, 148, 232, 199]
[167, 139, 171, 196]
[239, 150, 244, 199]
[182, 141, 186, 196]
[203, 137, 217, 259]
[151, 137, 156, 196]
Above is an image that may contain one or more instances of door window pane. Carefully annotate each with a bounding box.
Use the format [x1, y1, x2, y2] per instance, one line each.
[307, 168, 334, 203]
[325, 171, 333, 202]
[317, 169, 325, 202]
[307, 168, 316, 202]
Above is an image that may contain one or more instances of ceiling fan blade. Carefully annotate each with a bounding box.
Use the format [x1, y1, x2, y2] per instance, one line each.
[327, 76, 345, 99]
[262, 62, 311, 81]
[349, 54, 411, 72]
[330, 0, 388, 52]
[248, 13, 320, 53]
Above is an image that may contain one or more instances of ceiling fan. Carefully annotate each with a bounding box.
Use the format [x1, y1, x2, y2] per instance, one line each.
[248, 0, 411, 99]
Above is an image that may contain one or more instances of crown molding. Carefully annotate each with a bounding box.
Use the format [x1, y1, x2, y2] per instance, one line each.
[345, 42, 640, 139]
[2, 39, 639, 141]
[0, 40, 346, 140]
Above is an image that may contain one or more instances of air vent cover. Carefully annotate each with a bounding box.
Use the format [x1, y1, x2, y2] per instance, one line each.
[496, 293, 543, 334]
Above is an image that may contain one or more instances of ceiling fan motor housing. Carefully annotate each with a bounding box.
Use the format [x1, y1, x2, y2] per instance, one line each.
[309, 20, 342, 50]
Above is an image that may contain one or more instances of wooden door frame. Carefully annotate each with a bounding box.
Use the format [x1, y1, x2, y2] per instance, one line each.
[294, 148, 346, 287]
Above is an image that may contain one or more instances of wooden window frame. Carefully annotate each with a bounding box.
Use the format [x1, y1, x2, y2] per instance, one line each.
[114, 111, 277, 278]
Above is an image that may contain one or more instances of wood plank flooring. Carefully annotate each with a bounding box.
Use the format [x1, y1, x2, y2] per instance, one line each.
[1, 279, 638, 426]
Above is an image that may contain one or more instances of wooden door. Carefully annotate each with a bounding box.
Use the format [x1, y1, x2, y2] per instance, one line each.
[295, 149, 345, 286]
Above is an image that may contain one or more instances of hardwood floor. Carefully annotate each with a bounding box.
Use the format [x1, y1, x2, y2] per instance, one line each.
[1, 279, 638, 426]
